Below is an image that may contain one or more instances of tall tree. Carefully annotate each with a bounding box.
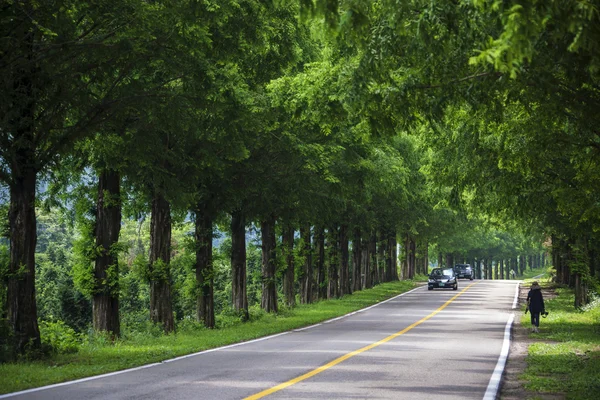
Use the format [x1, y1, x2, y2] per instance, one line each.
[0, 0, 183, 353]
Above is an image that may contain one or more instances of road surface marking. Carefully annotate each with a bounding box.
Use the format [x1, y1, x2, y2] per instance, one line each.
[244, 282, 478, 400]
[483, 313, 514, 400]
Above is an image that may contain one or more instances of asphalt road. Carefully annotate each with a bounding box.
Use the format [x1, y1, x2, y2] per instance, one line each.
[4, 280, 518, 400]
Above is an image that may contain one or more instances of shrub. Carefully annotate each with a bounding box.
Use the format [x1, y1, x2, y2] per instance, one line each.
[120, 310, 165, 341]
[39, 320, 82, 354]
[177, 316, 207, 334]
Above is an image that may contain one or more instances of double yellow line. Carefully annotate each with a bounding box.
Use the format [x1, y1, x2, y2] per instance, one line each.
[245, 282, 478, 399]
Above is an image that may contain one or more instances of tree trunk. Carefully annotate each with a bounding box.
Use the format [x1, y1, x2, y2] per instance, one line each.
[352, 227, 362, 292]
[339, 224, 350, 296]
[315, 227, 326, 300]
[282, 224, 295, 307]
[327, 226, 339, 299]
[367, 231, 377, 288]
[362, 234, 371, 289]
[7, 167, 41, 353]
[500, 259, 505, 280]
[409, 236, 416, 279]
[195, 203, 214, 328]
[231, 210, 248, 319]
[519, 255, 525, 275]
[93, 169, 121, 337]
[445, 253, 453, 269]
[494, 258, 498, 280]
[149, 192, 174, 333]
[300, 225, 312, 304]
[377, 230, 386, 284]
[574, 273, 588, 308]
[423, 241, 429, 275]
[261, 216, 278, 313]
[388, 231, 398, 280]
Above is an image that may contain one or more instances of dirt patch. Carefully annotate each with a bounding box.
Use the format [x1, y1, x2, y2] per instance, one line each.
[499, 284, 563, 400]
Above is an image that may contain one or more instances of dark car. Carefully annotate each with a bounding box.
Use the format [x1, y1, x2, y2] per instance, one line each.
[428, 267, 458, 290]
[453, 264, 474, 280]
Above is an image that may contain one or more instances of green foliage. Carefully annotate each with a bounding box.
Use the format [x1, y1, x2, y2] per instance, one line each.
[39, 321, 83, 355]
[71, 193, 97, 299]
[35, 209, 91, 332]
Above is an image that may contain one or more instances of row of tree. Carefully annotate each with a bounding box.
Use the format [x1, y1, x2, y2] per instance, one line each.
[3, 0, 598, 358]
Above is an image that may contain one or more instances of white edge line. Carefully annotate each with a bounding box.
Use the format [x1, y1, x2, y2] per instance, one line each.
[483, 313, 514, 400]
[0, 362, 162, 399]
[512, 281, 520, 310]
[1, 285, 423, 398]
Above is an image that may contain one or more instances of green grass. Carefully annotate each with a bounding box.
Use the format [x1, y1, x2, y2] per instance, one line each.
[520, 281, 600, 400]
[520, 266, 548, 280]
[0, 280, 417, 394]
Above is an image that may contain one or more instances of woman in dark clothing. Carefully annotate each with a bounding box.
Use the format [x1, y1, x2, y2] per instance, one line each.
[527, 281, 545, 332]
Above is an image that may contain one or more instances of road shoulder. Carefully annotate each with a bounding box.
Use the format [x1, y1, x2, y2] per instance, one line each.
[499, 284, 564, 400]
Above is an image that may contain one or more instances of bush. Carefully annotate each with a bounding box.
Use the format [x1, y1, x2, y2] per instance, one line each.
[176, 316, 207, 334]
[547, 266, 557, 282]
[120, 310, 165, 341]
[39, 320, 83, 354]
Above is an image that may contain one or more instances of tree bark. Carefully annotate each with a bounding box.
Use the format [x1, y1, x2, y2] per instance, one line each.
[315, 227, 326, 300]
[352, 227, 362, 292]
[494, 258, 499, 280]
[389, 231, 399, 280]
[195, 203, 214, 328]
[361, 244, 370, 289]
[366, 231, 376, 288]
[93, 168, 121, 337]
[327, 226, 339, 299]
[377, 230, 386, 283]
[574, 273, 588, 308]
[261, 216, 278, 313]
[231, 210, 248, 319]
[445, 253, 453, 270]
[300, 225, 312, 304]
[282, 224, 295, 307]
[149, 192, 174, 333]
[7, 167, 41, 353]
[519, 255, 525, 275]
[339, 224, 350, 296]
[6, 15, 41, 354]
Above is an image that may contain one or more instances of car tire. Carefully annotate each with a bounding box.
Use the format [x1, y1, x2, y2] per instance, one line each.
[428, 286, 433, 291]
[469, 276, 473, 280]
[453, 284, 458, 290]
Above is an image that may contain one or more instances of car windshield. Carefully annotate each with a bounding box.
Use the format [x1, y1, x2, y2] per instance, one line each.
[431, 268, 454, 278]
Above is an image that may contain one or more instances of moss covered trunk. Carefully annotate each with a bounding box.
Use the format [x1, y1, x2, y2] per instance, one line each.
[93, 169, 121, 337]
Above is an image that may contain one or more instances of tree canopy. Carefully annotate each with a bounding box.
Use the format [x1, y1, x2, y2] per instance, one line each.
[1, 0, 599, 357]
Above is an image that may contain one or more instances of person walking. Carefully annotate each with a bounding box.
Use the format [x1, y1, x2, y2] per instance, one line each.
[526, 281, 546, 332]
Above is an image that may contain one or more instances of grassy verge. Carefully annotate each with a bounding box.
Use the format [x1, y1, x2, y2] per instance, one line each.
[0, 280, 417, 394]
[519, 278, 600, 400]
[520, 267, 547, 280]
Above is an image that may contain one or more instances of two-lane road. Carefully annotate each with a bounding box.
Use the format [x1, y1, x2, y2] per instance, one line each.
[3, 280, 519, 400]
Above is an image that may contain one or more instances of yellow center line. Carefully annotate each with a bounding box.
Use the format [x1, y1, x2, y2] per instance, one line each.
[244, 282, 478, 400]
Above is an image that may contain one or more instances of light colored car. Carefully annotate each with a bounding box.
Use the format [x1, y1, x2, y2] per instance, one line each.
[453, 263, 474, 280]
